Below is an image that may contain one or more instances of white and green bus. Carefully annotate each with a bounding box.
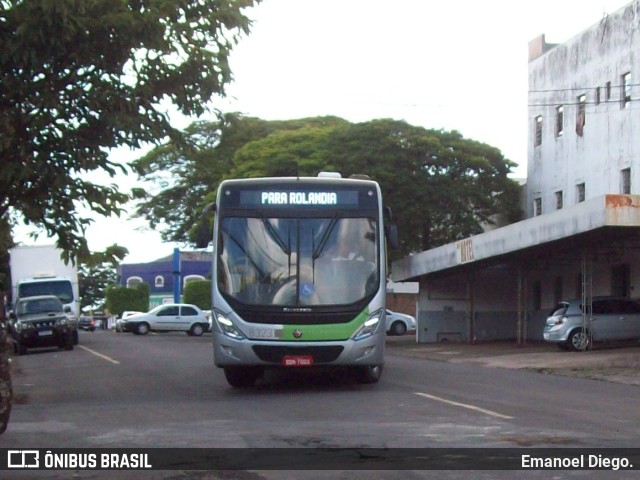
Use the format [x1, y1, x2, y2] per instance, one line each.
[199, 173, 397, 388]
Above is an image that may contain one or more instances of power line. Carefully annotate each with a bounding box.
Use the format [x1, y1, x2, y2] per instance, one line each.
[528, 98, 634, 108]
[528, 82, 639, 94]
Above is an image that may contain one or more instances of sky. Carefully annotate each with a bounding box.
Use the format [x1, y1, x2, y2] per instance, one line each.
[14, 0, 633, 264]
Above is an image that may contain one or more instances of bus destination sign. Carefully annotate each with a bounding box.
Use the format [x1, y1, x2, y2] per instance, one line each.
[261, 191, 337, 205]
[236, 189, 365, 208]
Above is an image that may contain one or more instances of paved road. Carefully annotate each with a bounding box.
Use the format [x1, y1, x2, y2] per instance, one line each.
[1, 330, 639, 479]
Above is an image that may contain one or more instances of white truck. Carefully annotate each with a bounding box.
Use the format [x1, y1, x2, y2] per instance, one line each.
[9, 245, 80, 344]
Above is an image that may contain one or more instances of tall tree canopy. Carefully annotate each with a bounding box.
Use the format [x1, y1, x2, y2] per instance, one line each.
[134, 114, 522, 259]
[0, 0, 258, 259]
[0, 215, 13, 293]
[77, 244, 128, 310]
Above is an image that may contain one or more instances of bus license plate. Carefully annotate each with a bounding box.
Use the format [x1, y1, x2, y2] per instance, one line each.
[282, 355, 314, 367]
[38, 330, 53, 337]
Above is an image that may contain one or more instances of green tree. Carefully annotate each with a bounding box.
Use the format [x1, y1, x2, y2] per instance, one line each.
[183, 280, 212, 310]
[327, 120, 522, 255]
[134, 116, 521, 259]
[0, 215, 14, 294]
[105, 282, 149, 317]
[78, 244, 128, 310]
[0, 0, 259, 260]
[134, 114, 346, 242]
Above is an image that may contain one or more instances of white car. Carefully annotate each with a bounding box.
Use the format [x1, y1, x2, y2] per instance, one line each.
[114, 311, 143, 333]
[202, 310, 212, 332]
[121, 304, 209, 336]
[385, 309, 416, 336]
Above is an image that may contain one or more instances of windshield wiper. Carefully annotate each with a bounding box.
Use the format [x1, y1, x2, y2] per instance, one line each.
[223, 228, 267, 278]
[261, 218, 293, 275]
[309, 216, 341, 285]
[312, 215, 338, 261]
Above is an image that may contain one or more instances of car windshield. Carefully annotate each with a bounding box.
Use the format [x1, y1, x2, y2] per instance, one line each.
[218, 216, 378, 306]
[18, 298, 62, 316]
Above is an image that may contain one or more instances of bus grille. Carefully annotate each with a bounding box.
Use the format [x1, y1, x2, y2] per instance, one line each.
[252, 345, 344, 364]
[236, 309, 359, 325]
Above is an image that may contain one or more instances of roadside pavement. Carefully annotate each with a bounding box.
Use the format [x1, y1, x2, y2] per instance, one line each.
[385, 334, 640, 386]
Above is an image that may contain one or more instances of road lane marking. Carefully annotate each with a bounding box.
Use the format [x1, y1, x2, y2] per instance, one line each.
[414, 392, 513, 419]
[79, 345, 120, 365]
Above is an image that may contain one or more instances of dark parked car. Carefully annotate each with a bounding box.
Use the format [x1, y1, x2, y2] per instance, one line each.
[78, 316, 96, 332]
[10, 295, 74, 355]
[543, 296, 640, 351]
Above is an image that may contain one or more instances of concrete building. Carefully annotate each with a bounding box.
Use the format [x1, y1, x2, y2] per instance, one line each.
[391, 1, 640, 343]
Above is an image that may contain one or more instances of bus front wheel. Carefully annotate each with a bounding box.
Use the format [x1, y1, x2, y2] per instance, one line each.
[356, 364, 383, 384]
[223, 366, 262, 388]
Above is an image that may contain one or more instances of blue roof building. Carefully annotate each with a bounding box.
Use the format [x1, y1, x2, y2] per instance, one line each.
[118, 251, 213, 308]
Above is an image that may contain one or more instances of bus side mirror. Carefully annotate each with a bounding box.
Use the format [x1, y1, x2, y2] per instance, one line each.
[195, 222, 211, 249]
[387, 224, 398, 250]
[383, 206, 398, 249]
[195, 202, 216, 249]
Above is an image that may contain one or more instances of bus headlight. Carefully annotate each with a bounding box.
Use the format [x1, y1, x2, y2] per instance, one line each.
[213, 310, 245, 340]
[352, 310, 382, 341]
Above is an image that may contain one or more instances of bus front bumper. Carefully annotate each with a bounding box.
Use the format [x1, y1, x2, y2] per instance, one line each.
[213, 332, 385, 368]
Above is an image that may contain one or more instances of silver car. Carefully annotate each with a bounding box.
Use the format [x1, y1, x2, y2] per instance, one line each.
[543, 297, 640, 351]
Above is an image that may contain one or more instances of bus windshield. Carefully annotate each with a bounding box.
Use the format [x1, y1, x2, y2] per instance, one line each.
[218, 216, 378, 307]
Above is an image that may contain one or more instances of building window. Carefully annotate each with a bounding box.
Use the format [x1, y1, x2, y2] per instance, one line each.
[155, 275, 164, 288]
[595, 86, 601, 105]
[534, 115, 542, 146]
[576, 183, 585, 203]
[606, 81, 612, 100]
[555, 191, 563, 210]
[534, 197, 542, 216]
[576, 94, 586, 136]
[621, 72, 631, 109]
[126, 276, 143, 288]
[621, 168, 631, 194]
[555, 106, 564, 137]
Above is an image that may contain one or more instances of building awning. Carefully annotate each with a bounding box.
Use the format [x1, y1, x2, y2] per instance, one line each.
[391, 194, 640, 282]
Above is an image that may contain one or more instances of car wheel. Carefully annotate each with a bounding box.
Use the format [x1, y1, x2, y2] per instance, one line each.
[390, 321, 407, 336]
[568, 329, 590, 351]
[356, 364, 383, 384]
[135, 323, 150, 335]
[223, 366, 262, 388]
[190, 324, 204, 337]
[115, 323, 122, 333]
[63, 334, 74, 351]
